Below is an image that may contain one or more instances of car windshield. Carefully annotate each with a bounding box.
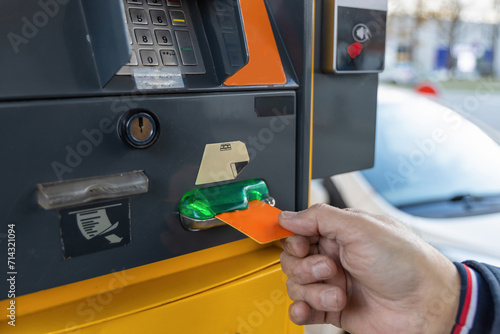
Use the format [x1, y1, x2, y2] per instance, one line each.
[361, 88, 500, 209]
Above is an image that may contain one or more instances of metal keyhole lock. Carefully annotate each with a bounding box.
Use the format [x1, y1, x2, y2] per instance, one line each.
[120, 109, 160, 148]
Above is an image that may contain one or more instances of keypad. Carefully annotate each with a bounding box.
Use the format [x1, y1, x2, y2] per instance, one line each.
[147, 0, 162, 5]
[170, 10, 186, 26]
[155, 30, 173, 45]
[150, 10, 168, 25]
[135, 29, 154, 45]
[127, 50, 139, 65]
[129, 8, 148, 24]
[175, 30, 196, 65]
[160, 50, 179, 65]
[166, 0, 181, 7]
[140, 50, 159, 65]
[118, 0, 205, 76]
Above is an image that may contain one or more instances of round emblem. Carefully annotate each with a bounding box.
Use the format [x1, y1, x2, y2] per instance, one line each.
[352, 24, 371, 43]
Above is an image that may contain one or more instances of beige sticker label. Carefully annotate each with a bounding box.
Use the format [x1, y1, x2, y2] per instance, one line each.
[195, 141, 250, 185]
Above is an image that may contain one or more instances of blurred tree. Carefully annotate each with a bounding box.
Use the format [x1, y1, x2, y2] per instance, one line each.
[388, 0, 429, 63]
[389, 0, 465, 73]
[436, 0, 464, 72]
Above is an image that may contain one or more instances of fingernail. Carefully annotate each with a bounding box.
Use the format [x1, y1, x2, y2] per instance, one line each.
[290, 303, 298, 318]
[321, 289, 338, 310]
[281, 211, 298, 219]
[282, 239, 297, 257]
[311, 261, 332, 280]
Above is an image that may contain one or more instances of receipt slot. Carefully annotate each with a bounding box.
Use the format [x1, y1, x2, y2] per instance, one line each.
[322, 0, 388, 73]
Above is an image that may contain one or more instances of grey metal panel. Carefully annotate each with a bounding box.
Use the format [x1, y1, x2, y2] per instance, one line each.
[82, 0, 130, 87]
[268, 0, 314, 210]
[197, 0, 248, 83]
[312, 0, 377, 179]
[0, 0, 101, 98]
[0, 91, 296, 296]
[312, 74, 377, 177]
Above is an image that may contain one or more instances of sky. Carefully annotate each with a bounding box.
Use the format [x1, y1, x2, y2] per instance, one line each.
[389, 0, 500, 23]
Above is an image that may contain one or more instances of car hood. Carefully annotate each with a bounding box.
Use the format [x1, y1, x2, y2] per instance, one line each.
[332, 172, 500, 264]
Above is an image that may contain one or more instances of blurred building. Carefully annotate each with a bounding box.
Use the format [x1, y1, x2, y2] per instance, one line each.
[385, 13, 500, 79]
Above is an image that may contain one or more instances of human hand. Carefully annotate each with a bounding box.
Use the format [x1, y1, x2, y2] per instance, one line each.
[279, 204, 460, 334]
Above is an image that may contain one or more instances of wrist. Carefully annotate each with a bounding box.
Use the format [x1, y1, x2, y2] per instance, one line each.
[420, 252, 461, 334]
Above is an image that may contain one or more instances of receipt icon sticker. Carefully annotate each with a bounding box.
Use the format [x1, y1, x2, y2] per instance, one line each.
[74, 206, 120, 241]
[59, 199, 131, 258]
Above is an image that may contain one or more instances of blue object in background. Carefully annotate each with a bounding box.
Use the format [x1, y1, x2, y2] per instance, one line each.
[436, 47, 449, 70]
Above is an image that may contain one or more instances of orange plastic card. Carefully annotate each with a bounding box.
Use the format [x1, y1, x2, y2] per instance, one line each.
[216, 200, 294, 244]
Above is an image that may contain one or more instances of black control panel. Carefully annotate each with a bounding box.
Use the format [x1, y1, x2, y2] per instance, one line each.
[335, 6, 386, 72]
[118, 0, 206, 75]
[322, 0, 388, 73]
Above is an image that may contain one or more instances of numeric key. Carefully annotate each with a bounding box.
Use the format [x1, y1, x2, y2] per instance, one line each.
[150, 10, 168, 25]
[129, 8, 148, 24]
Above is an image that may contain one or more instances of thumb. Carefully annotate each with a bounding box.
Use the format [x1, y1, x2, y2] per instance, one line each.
[279, 204, 368, 243]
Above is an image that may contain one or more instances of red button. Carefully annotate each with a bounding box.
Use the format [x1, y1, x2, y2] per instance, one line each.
[347, 42, 363, 59]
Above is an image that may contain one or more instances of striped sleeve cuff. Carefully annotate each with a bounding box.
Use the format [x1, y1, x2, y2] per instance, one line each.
[452, 263, 478, 334]
[452, 263, 494, 334]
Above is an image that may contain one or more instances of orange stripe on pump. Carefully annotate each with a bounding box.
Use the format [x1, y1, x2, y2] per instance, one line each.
[308, 0, 316, 207]
[224, 0, 286, 86]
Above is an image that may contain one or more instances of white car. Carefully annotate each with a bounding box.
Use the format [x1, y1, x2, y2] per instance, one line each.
[312, 85, 500, 266]
[379, 63, 420, 85]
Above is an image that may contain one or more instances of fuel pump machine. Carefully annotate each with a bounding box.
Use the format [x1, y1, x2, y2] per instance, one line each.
[0, 0, 387, 332]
